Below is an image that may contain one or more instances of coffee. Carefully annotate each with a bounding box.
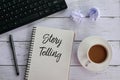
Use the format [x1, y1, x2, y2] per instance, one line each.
[88, 45, 107, 63]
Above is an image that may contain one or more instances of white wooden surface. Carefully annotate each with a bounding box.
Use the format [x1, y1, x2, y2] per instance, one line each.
[0, 0, 120, 80]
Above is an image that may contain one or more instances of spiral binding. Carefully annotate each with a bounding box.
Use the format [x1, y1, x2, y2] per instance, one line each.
[24, 27, 36, 80]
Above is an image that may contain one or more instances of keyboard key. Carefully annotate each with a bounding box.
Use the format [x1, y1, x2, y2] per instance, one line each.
[20, 13, 40, 24]
[0, 0, 67, 34]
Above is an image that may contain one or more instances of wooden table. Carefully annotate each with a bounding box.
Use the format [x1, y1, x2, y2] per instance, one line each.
[0, 0, 120, 80]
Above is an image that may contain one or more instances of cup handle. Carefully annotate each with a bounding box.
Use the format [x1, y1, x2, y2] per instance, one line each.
[85, 60, 91, 67]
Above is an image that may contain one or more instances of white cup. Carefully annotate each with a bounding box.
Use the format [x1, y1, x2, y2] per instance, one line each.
[77, 36, 112, 72]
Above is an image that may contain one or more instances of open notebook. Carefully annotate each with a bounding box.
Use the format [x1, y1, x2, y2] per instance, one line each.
[24, 27, 74, 80]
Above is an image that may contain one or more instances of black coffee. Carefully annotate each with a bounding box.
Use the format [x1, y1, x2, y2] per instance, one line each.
[88, 45, 107, 63]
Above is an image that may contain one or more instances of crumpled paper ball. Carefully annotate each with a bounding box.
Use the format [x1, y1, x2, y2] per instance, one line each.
[70, 7, 100, 23]
[70, 10, 84, 23]
[87, 7, 100, 21]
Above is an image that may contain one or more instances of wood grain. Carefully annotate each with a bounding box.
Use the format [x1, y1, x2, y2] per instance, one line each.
[0, 66, 120, 80]
[49, 0, 120, 17]
[0, 0, 120, 80]
[0, 18, 120, 41]
[0, 41, 119, 66]
[0, 66, 25, 80]
[70, 66, 120, 80]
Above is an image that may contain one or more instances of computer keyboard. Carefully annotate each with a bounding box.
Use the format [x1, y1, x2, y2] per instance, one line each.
[0, 0, 67, 34]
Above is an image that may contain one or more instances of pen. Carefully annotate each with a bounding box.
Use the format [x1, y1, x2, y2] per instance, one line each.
[9, 35, 19, 76]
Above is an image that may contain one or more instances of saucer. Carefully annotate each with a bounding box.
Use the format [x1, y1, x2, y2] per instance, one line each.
[77, 36, 112, 72]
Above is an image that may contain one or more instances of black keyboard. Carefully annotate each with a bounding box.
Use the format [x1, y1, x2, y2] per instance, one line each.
[0, 0, 67, 34]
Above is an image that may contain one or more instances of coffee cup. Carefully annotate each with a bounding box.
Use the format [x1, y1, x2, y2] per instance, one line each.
[77, 36, 112, 72]
[85, 44, 109, 66]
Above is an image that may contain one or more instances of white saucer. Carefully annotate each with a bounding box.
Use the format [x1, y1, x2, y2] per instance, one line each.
[77, 36, 112, 72]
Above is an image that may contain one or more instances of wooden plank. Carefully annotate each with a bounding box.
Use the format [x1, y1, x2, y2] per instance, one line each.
[0, 66, 25, 80]
[70, 66, 120, 80]
[0, 41, 119, 65]
[0, 18, 120, 41]
[0, 66, 120, 80]
[48, 0, 120, 17]
[0, 42, 29, 65]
